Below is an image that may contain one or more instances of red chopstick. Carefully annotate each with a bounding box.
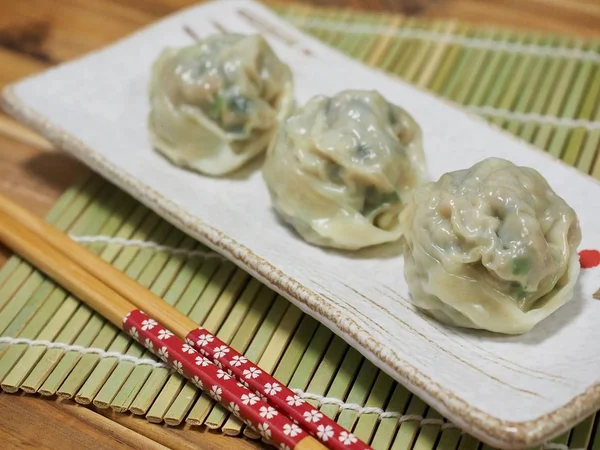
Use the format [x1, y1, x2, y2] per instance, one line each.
[187, 327, 368, 449]
[0, 194, 373, 450]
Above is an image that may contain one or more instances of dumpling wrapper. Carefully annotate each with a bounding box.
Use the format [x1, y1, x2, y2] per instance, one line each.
[400, 157, 582, 335]
[263, 89, 427, 250]
[148, 34, 294, 176]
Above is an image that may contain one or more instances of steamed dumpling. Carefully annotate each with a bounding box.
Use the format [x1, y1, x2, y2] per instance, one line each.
[400, 157, 581, 334]
[263, 90, 427, 250]
[148, 34, 294, 176]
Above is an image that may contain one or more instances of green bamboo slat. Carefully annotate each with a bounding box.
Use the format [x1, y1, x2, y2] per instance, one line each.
[411, 409, 444, 450]
[365, 15, 404, 68]
[489, 33, 546, 129]
[346, 14, 389, 64]
[0, 175, 104, 316]
[590, 414, 600, 450]
[520, 36, 572, 144]
[378, 18, 416, 73]
[478, 32, 532, 120]
[150, 268, 249, 424]
[445, 29, 498, 105]
[0, 172, 93, 290]
[456, 434, 480, 450]
[2, 191, 141, 393]
[465, 30, 516, 108]
[388, 21, 424, 79]
[20, 305, 92, 393]
[305, 8, 350, 46]
[37, 203, 152, 396]
[303, 334, 348, 404]
[287, 325, 333, 399]
[163, 381, 199, 426]
[328, 13, 367, 55]
[546, 44, 595, 160]
[336, 359, 379, 432]
[568, 414, 596, 449]
[109, 240, 207, 412]
[0, 182, 120, 381]
[405, 22, 456, 86]
[534, 38, 584, 155]
[201, 279, 268, 429]
[319, 346, 363, 420]
[0, 284, 72, 389]
[131, 261, 238, 417]
[390, 397, 428, 450]
[503, 42, 555, 137]
[576, 69, 600, 175]
[549, 429, 572, 447]
[243, 301, 305, 439]
[73, 223, 186, 404]
[414, 22, 459, 89]
[426, 25, 471, 97]
[146, 372, 186, 423]
[127, 258, 224, 415]
[370, 385, 412, 449]
[92, 232, 193, 408]
[53, 210, 164, 398]
[435, 428, 462, 450]
[185, 284, 277, 426]
[564, 43, 600, 168]
[352, 372, 395, 444]
[218, 295, 291, 434]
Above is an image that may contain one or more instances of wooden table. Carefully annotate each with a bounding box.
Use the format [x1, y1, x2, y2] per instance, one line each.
[0, 0, 598, 449]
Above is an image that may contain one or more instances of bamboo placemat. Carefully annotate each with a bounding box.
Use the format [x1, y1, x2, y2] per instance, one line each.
[1, 3, 599, 449]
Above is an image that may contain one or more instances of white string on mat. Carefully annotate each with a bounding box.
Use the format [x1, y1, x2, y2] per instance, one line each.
[289, 16, 600, 64]
[69, 235, 226, 260]
[465, 106, 600, 130]
[0, 336, 588, 448]
[291, 389, 458, 429]
[0, 337, 168, 368]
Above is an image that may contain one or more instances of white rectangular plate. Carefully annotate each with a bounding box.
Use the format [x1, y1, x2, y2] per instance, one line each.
[3, 1, 600, 447]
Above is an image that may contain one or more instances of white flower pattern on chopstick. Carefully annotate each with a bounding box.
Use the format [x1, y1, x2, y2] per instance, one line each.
[195, 355, 211, 367]
[243, 367, 261, 379]
[181, 343, 195, 354]
[286, 395, 304, 406]
[241, 393, 259, 406]
[317, 424, 334, 442]
[303, 409, 323, 423]
[195, 334, 214, 347]
[157, 346, 169, 361]
[128, 327, 139, 341]
[230, 355, 247, 367]
[158, 329, 173, 340]
[141, 318, 157, 331]
[264, 382, 282, 396]
[213, 345, 229, 358]
[210, 385, 222, 402]
[283, 423, 302, 437]
[257, 423, 271, 441]
[191, 376, 203, 389]
[259, 406, 278, 419]
[228, 402, 240, 417]
[339, 431, 358, 446]
[217, 369, 231, 380]
[172, 360, 183, 374]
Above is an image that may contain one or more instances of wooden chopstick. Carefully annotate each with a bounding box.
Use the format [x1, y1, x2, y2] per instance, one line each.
[0, 194, 371, 450]
[0, 207, 327, 450]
